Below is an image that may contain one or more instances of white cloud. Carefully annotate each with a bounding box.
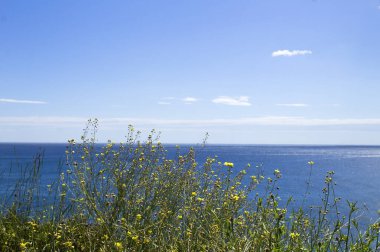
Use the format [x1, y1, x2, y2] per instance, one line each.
[0, 98, 47, 104]
[276, 103, 309, 107]
[158, 97, 199, 105]
[212, 96, 251, 106]
[182, 97, 198, 103]
[4, 116, 380, 127]
[272, 50, 312, 57]
[158, 97, 176, 105]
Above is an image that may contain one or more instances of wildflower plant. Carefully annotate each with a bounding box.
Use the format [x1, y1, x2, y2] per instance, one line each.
[0, 120, 379, 251]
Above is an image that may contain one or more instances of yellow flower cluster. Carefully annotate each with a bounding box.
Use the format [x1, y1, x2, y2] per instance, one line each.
[290, 232, 300, 240]
[224, 162, 234, 168]
[274, 169, 281, 178]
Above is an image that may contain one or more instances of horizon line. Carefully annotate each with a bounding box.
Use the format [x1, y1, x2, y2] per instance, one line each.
[1, 141, 380, 147]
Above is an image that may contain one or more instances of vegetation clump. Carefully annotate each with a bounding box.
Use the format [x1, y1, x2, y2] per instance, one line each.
[0, 120, 379, 251]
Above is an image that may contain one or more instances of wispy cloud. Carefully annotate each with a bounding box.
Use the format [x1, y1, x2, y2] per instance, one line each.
[158, 96, 198, 105]
[276, 103, 309, 107]
[0, 117, 86, 126]
[182, 97, 198, 104]
[161, 97, 175, 100]
[102, 117, 380, 127]
[272, 50, 312, 57]
[212, 96, 251, 106]
[4, 116, 380, 127]
[158, 101, 171, 105]
[0, 98, 47, 104]
[158, 97, 175, 105]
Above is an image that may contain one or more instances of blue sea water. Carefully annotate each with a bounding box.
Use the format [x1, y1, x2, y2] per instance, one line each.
[0, 143, 379, 224]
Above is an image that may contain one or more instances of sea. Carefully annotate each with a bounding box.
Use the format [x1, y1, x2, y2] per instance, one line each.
[0, 143, 379, 225]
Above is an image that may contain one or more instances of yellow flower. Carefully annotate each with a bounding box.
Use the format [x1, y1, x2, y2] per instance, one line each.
[290, 232, 300, 240]
[132, 235, 139, 241]
[186, 229, 192, 236]
[27, 221, 37, 227]
[308, 161, 315, 165]
[144, 237, 150, 243]
[191, 192, 197, 196]
[251, 175, 258, 183]
[232, 195, 240, 201]
[136, 214, 142, 220]
[224, 162, 234, 168]
[63, 241, 74, 249]
[274, 169, 281, 178]
[20, 241, 29, 250]
[114, 242, 123, 250]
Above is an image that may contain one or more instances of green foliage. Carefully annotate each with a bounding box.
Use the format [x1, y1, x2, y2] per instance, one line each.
[0, 120, 379, 251]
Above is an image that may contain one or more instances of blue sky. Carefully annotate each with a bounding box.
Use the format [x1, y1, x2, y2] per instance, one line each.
[1, 0, 380, 144]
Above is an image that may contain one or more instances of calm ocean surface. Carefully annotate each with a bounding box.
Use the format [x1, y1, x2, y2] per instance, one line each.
[0, 143, 379, 223]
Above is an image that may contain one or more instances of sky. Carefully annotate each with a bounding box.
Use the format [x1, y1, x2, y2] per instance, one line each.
[1, 0, 380, 144]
